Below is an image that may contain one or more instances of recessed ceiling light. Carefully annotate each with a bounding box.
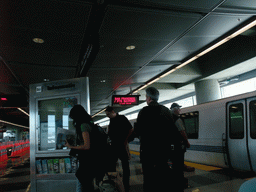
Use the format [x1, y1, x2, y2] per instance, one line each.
[101, 80, 106, 83]
[44, 79, 50, 82]
[126, 45, 135, 50]
[33, 38, 44, 44]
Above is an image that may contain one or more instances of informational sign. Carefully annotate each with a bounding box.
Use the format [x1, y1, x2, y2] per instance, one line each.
[112, 95, 139, 106]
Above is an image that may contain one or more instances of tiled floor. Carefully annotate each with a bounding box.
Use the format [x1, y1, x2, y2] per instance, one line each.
[1, 151, 255, 192]
[114, 152, 256, 192]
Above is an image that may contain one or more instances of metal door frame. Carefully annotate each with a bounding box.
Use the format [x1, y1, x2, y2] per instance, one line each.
[226, 100, 252, 171]
[246, 97, 256, 172]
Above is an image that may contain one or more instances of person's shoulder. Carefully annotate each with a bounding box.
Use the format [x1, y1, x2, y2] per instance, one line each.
[159, 104, 171, 113]
[81, 123, 93, 132]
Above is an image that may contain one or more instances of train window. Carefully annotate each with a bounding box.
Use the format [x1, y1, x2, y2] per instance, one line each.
[250, 100, 256, 139]
[229, 103, 244, 139]
[181, 112, 199, 139]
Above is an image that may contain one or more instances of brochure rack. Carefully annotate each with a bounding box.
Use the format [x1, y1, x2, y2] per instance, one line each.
[29, 77, 90, 192]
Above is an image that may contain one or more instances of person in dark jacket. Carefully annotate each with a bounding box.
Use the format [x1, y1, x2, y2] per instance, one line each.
[105, 106, 133, 192]
[136, 87, 182, 191]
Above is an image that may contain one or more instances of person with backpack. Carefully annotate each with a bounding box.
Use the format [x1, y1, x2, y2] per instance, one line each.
[135, 87, 182, 191]
[65, 104, 99, 192]
[105, 106, 133, 192]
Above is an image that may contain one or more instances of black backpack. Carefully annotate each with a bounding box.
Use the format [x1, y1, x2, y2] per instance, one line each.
[90, 123, 109, 153]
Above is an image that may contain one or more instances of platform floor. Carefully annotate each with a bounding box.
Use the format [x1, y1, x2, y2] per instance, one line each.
[0, 151, 30, 192]
[1, 151, 256, 192]
[114, 151, 256, 192]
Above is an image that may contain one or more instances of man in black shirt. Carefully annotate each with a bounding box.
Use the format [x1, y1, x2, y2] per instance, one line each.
[105, 106, 133, 192]
[136, 87, 182, 191]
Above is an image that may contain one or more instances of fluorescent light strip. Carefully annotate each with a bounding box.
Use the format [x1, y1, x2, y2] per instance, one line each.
[92, 108, 106, 118]
[18, 108, 30, 116]
[0, 120, 29, 129]
[132, 19, 256, 94]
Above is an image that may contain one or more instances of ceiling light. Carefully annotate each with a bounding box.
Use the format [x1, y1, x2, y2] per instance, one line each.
[92, 108, 106, 118]
[0, 120, 29, 129]
[126, 45, 136, 50]
[101, 80, 106, 83]
[44, 79, 50, 82]
[33, 38, 44, 44]
[18, 108, 30, 116]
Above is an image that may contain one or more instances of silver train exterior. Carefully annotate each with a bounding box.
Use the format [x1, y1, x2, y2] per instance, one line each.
[128, 90, 256, 172]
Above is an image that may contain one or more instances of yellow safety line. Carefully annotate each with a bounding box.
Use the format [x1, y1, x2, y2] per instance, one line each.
[184, 162, 222, 171]
[26, 183, 31, 192]
[130, 151, 140, 156]
[130, 150, 221, 171]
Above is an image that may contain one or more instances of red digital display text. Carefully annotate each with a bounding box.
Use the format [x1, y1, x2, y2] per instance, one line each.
[112, 96, 139, 106]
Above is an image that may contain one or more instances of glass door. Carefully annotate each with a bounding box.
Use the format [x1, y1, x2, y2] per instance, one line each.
[247, 97, 256, 172]
[227, 100, 251, 171]
[36, 96, 79, 152]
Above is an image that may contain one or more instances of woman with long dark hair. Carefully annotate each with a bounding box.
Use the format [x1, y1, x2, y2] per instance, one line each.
[65, 104, 94, 192]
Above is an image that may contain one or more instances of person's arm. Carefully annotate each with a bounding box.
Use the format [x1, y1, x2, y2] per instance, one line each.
[124, 128, 134, 146]
[66, 131, 90, 150]
[134, 109, 143, 137]
[175, 119, 190, 148]
[180, 130, 190, 148]
[121, 116, 133, 145]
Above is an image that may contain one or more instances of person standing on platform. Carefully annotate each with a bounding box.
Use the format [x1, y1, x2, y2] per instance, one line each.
[65, 105, 95, 192]
[105, 106, 133, 192]
[170, 103, 191, 189]
[135, 87, 181, 191]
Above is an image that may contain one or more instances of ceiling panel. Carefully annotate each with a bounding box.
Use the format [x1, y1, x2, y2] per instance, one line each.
[154, 14, 253, 62]
[154, 36, 217, 61]
[92, 55, 150, 68]
[158, 63, 202, 83]
[221, 0, 256, 9]
[8, 63, 76, 86]
[97, 39, 174, 59]
[131, 65, 173, 83]
[100, 6, 202, 41]
[0, 0, 92, 34]
[120, 0, 223, 12]
[0, 84, 20, 95]
[1, 46, 80, 68]
[186, 14, 252, 37]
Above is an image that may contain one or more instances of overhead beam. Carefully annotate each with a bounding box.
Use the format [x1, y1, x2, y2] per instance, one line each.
[148, 83, 176, 90]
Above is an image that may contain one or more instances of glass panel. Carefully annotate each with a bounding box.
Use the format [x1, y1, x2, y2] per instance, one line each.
[229, 103, 244, 139]
[250, 100, 256, 139]
[37, 97, 78, 151]
[181, 111, 199, 139]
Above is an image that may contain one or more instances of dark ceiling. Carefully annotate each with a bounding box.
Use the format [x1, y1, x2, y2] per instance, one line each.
[0, 0, 256, 127]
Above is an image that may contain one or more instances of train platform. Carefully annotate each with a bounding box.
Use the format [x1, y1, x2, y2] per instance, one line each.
[113, 151, 256, 192]
[0, 142, 30, 192]
[1, 150, 256, 192]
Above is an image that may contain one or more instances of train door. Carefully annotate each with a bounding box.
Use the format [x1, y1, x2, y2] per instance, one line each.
[247, 98, 256, 172]
[227, 100, 251, 171]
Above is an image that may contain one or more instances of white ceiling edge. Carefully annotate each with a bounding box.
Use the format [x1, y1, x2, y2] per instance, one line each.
[203, 56, 256, 81]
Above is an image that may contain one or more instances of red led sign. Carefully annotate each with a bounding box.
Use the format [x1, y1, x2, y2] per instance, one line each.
[0, 98, 7, 101]
[112, 95, 139, 106]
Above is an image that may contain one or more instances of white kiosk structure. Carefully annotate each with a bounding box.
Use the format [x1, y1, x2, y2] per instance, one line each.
[29, 77, 90, 192]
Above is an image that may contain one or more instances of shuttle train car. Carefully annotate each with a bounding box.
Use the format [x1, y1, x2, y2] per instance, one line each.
[128, 90, 256, 172]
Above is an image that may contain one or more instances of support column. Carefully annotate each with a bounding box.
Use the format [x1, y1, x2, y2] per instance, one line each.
[195, 79, 221, 105]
